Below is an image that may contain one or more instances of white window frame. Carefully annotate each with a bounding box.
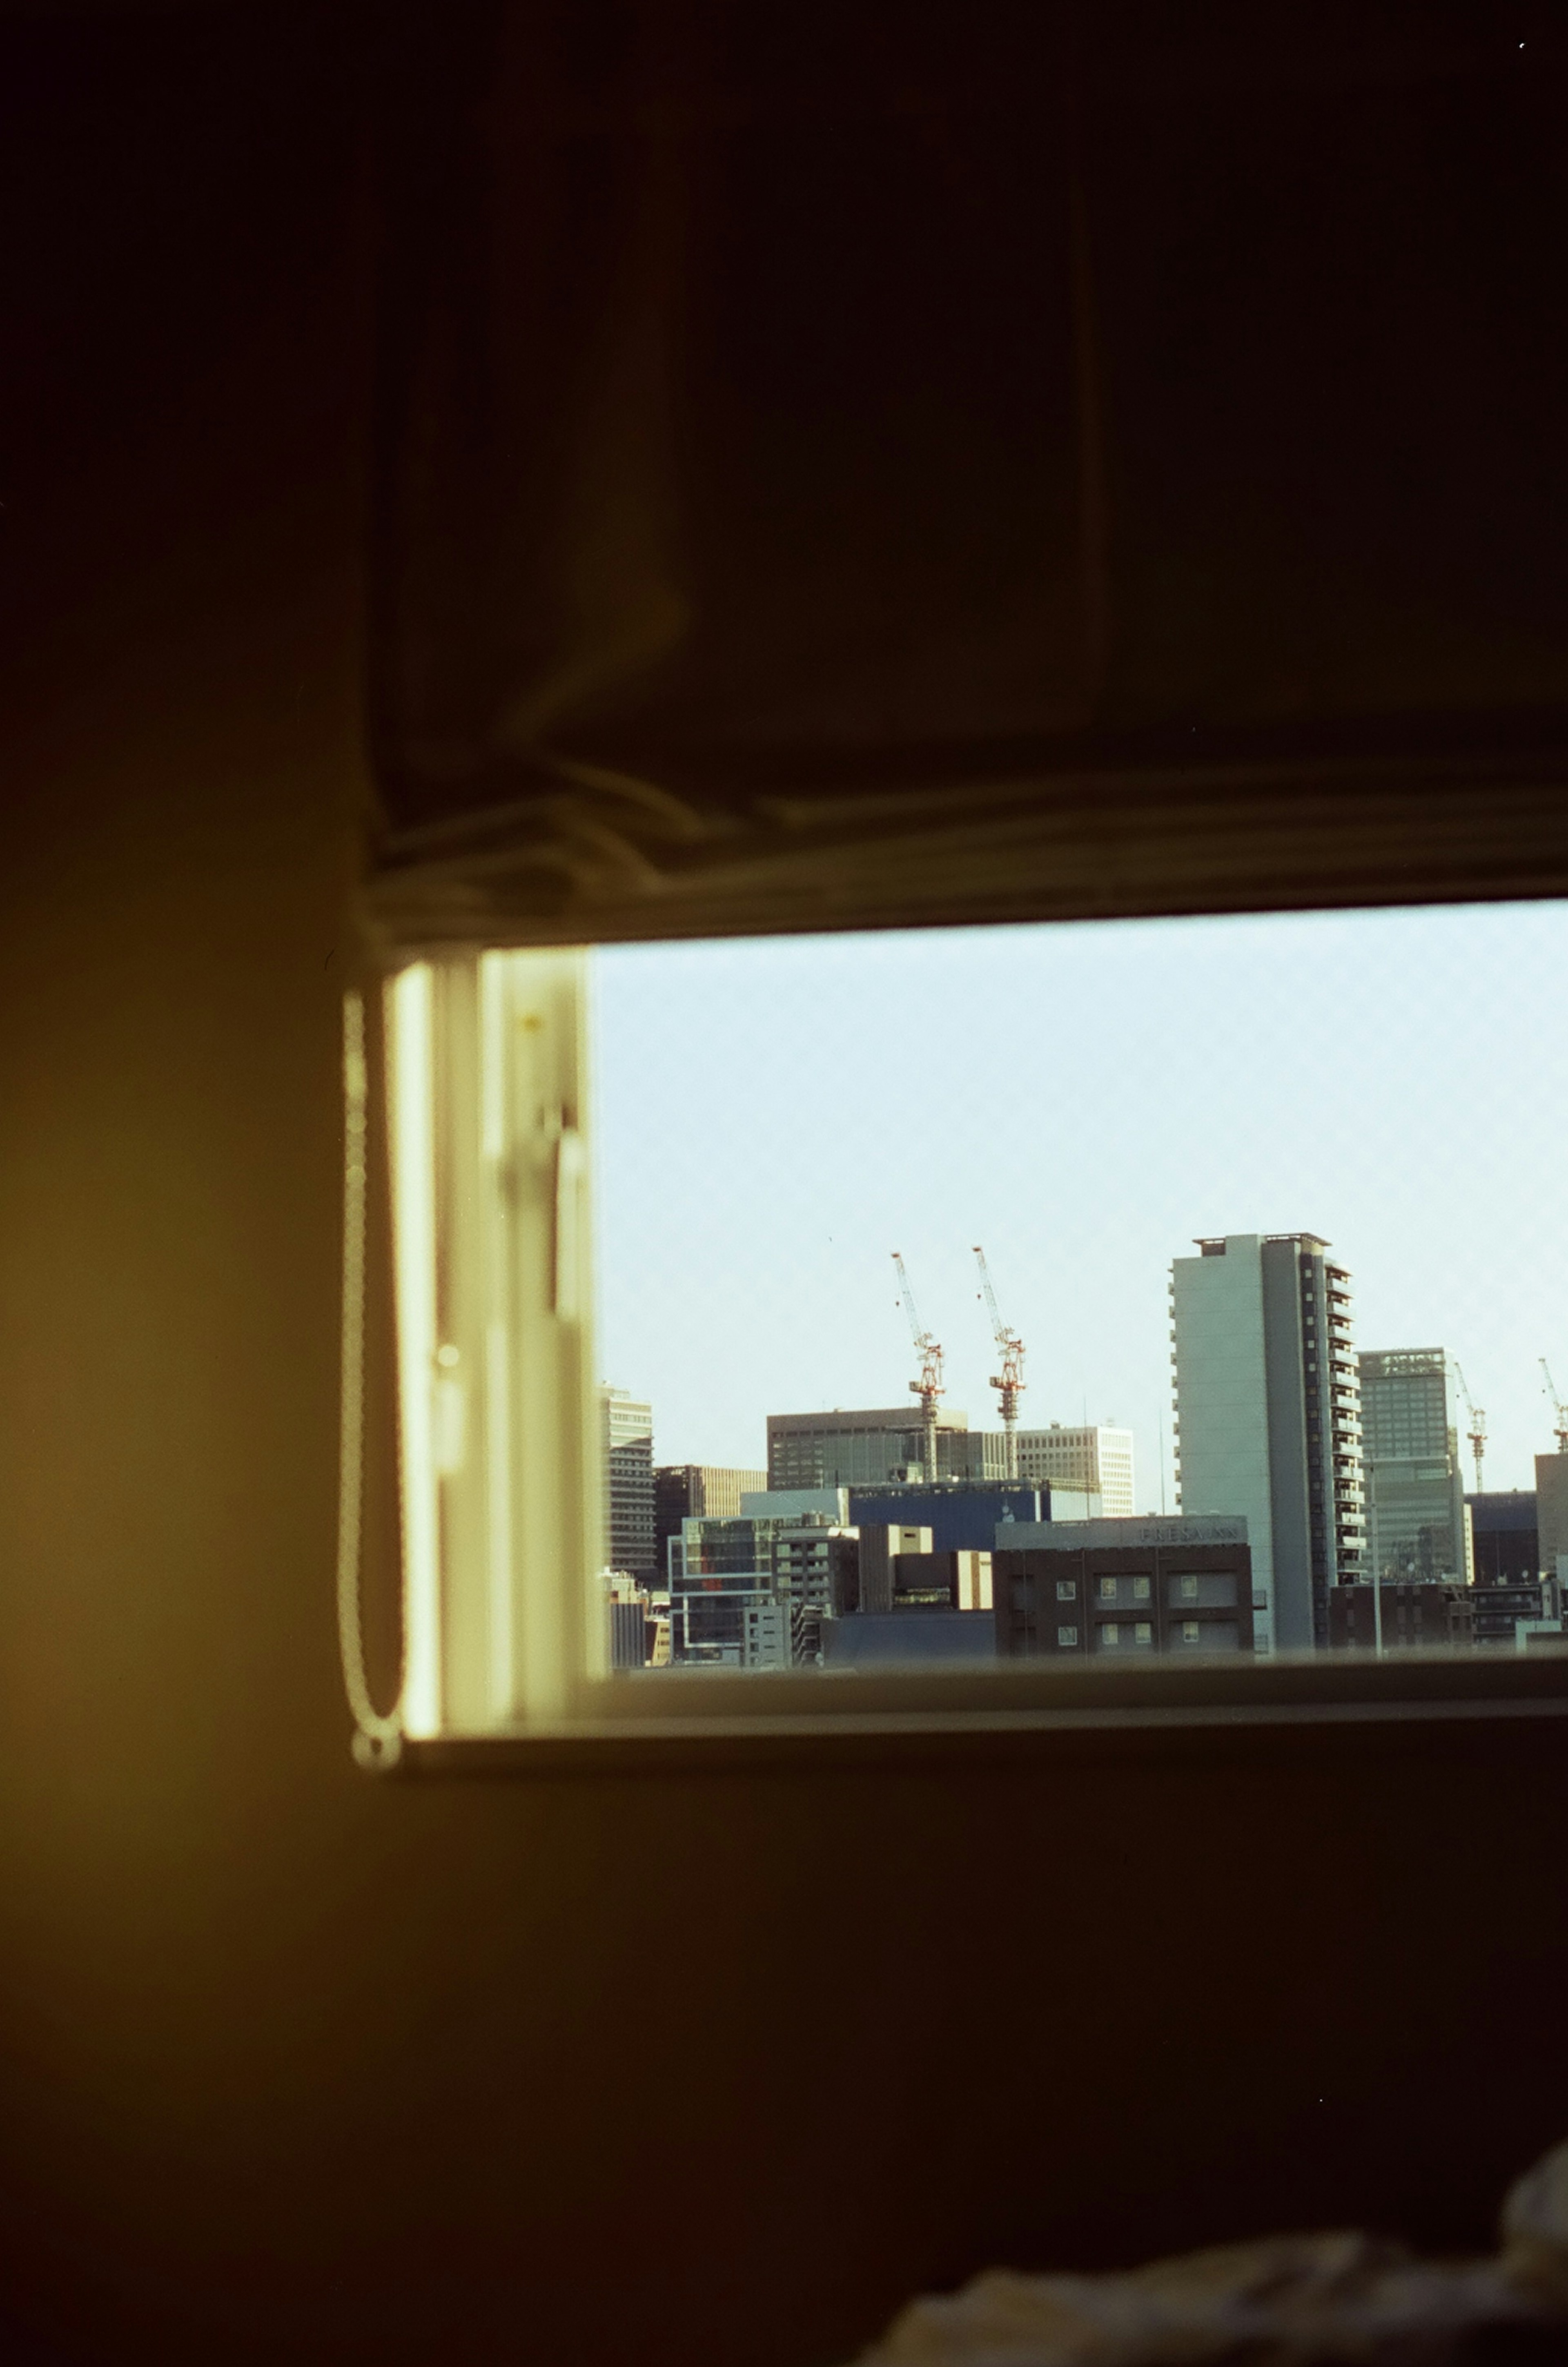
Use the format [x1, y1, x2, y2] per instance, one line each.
[343, 943, 1568, 1763]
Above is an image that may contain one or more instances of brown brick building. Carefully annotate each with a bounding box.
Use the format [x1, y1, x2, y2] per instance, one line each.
[1327, 1582, 1475, 1651]
[994, 1516, 1254, 1660]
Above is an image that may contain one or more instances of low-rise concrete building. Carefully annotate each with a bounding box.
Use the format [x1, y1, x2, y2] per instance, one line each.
[1327, 1582, 1475, 1651]
[993, 1514, 1254, 1660]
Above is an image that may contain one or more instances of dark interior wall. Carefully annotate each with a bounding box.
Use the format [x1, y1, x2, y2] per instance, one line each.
[1, 12, 1567, 2364]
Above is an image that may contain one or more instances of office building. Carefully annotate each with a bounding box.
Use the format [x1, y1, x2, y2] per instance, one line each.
[600, 1386, 656, 1582]
[1468, 1573, 1561, 1649]
[942, 1430, 1016, 1483]
[1536, 1453, 1568, 1578]
[767, 1406, 973, 1489]
[653, 1464, 768, 1593]
[668, 1511, 860, 1666]
[845, 1481, 1042, 1557]
[1171, 1233, 1363, 1653]
[1015, 1426, 1136, 1516]
[741, 1486, 852, 1524]
[1358, 1350, 1471, 1584]
[1327, 1582, 1475, 1652]
[993, 1515, 1254, 1660]
[1468, 1492, 1539, 1584]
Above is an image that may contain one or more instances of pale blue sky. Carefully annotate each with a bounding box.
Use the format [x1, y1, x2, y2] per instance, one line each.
[593, 900, 1568, 1504]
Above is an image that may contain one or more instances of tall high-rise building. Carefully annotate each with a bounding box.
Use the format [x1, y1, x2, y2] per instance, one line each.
[1358, 1349, 1472, 1584]
[1015, 1426, 1136, 1516]
[654, 1464, 768, 1583]
[599, 1386, 655, 1582]
[767, 1407, 972, 1489]
[1170, 1233, 1363, 1653]
[1535, 1453, 1568, 1579]
[1468, 1491, 1539, 1584]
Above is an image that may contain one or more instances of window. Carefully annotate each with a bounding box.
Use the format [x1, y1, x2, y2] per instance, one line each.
[345, 903, 1568, 1755]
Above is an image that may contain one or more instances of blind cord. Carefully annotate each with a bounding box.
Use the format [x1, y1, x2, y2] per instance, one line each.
[337, 988, 404, 1769]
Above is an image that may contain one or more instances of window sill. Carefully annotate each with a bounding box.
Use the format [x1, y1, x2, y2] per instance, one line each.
[390, 1652, 1568, 1775]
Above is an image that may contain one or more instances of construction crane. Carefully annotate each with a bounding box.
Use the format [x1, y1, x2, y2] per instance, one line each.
[1542, 1359, 1568, 1455]
[972, 1245, 1025, 1481]
[891, 1252, 944, 1483]
[1452, 1361, 1488, 1493]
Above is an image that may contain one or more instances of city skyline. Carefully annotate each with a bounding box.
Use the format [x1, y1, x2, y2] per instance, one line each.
[592, 900, 1568, 1496]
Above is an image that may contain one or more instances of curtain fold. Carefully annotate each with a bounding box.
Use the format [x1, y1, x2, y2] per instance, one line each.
[365, 1, 1568, 948]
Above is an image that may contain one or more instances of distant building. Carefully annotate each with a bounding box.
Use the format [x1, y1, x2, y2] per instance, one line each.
[654, 1464, 768, 1592]
[1015, 1426, 1136, 1516]
[605, 1580, 672, 1671]
[845, 1481, 1042, 1557]
[942, 1431, 1016, 1483]
[1536, 1453, 1568, 1578]
[1171, 1232, 1363, 1654]
[600, 1387, 655, 1583]
[880, 1545, 991, 1611]
[767, 1406, 973, 1489]
[1468, 1492, 1539, 1584]
[741, 1486, 851, 1524]
[1470, 1572, 1560, 1649]
[1327, 1582, 1475, 1652]
[1358, 1350, 1471, 1584]
[608, 1596, 648, 1670]
[994, 1514, 1254, 1660]
[668, 1511, 860, 1666]
[823, 1612, 996, 1669]
[858, 1523, 932, 1613]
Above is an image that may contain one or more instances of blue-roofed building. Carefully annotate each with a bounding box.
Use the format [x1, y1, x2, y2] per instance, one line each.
[846, 1481, 1042, 1556]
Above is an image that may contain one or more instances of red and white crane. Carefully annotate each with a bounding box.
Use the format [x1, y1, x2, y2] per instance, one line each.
[1452, 1361, 1488, 1492]
[891, 1252, 944, 1483]
[973, 1244, 1025, 1481]
[1541, 1358, 1568, 1455]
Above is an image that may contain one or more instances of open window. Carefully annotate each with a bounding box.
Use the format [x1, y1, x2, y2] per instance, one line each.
[344, 0, 1568, 1756]
[342, 902, 1568, 1755]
